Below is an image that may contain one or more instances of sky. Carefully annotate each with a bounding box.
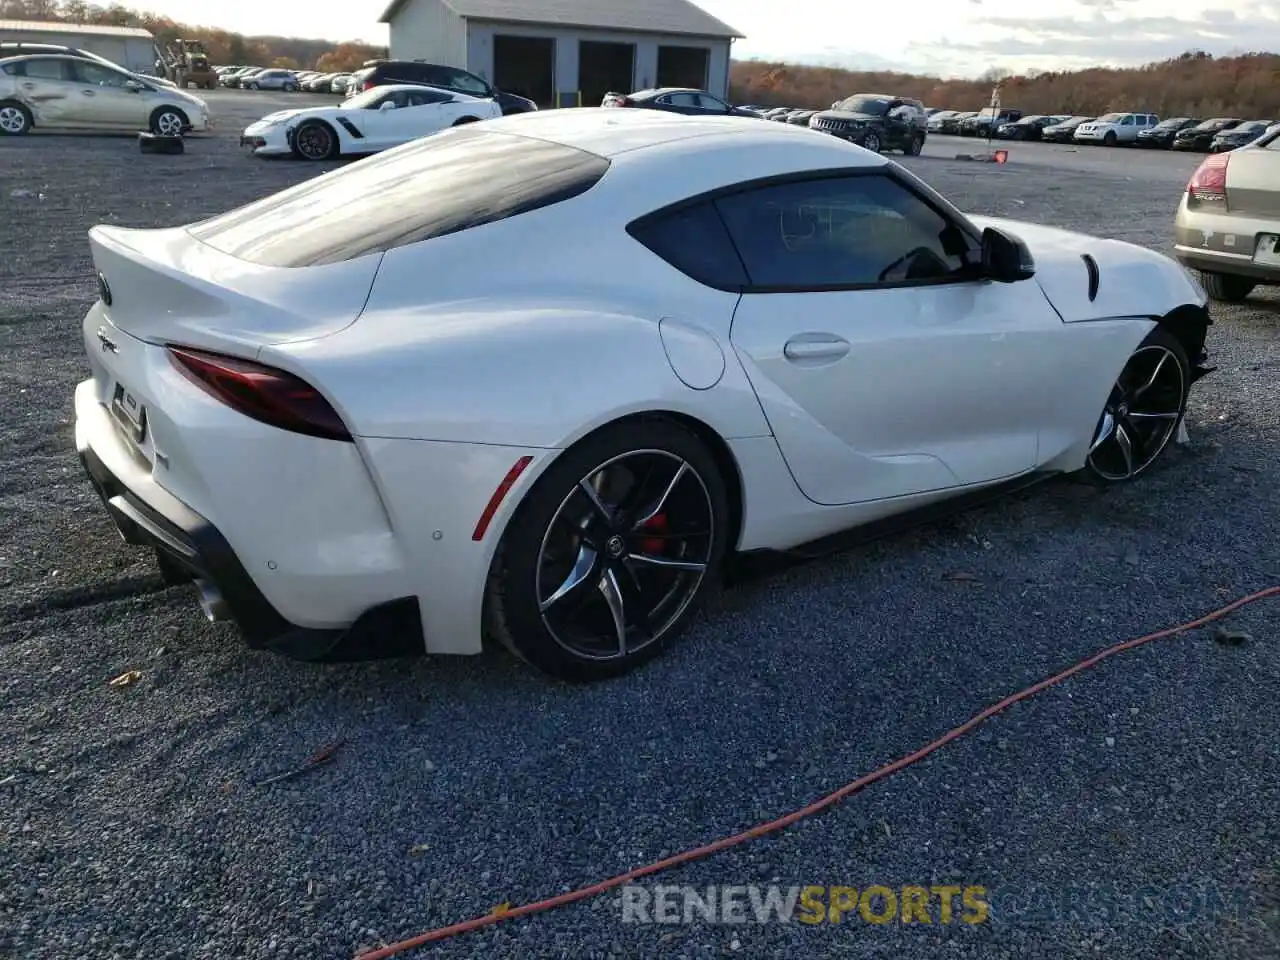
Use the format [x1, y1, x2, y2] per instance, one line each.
[127, 0, 1280, 78]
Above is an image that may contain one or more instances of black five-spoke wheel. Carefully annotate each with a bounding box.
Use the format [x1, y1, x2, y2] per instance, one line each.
[486, 420, 729, 680]
[1085, 327, 1190, 483]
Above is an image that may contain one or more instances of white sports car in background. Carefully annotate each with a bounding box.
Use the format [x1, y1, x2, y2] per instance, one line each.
[238, 83, 503, 160]
[76, 109, 1212, 680]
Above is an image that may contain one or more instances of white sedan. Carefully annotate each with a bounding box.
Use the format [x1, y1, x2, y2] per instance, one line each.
[239, 83, 502, 159]
[75, 108, 1212, 680]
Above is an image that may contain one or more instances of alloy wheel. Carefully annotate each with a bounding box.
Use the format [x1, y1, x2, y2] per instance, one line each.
[1087, 344, 1186, 481]
[156, 111, 183, 136]
[863, 131, 881, 153]
[296, 123, 332, 160]
[0, 105, 29, 134]
[535, 450, 714, 662]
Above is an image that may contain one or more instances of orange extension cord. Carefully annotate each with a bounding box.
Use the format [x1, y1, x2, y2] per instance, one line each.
[354, 586, 1277, 959]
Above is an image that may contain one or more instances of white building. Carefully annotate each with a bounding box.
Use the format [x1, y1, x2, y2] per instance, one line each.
[0, 19, 156, 75]
[378, 0, 743, 108]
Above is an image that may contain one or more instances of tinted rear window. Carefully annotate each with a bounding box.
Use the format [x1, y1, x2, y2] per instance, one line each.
[627, 202, 747, 289]
[188, 128, 609, 267]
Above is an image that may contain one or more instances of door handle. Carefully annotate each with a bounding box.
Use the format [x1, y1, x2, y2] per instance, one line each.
[81, 89, 95, 96]
[783, 336, 850, 361]
[21, 82, 35, 89]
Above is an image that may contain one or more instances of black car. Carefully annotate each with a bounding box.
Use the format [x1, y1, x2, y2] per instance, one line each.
[993, 115, 1066, 141]
[787, 110, 817, 125]
[808, 93, 928, 155]
[1041, 115, 1094, 143]
[349, 60, 536, 114]
[601, 87, 758, 118]
[931, 110, 976, 134]
[1210, 120, 1274, 152]
[1134, 116, 1199, 148]
[1173, 117, 1243, 151]
[960, 107, 1023, 137]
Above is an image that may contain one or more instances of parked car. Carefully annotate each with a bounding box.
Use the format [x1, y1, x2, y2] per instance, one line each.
[330, 73, 354, 95]
[243, 69, 299, 92]
[1072, 112, 1159, 146]
[808, 93, 928, 155]
[786, 109, 817, 125]
[74, 109, 1210, 679]
[1172, 117, 1242, 152]
[350, 59, 536, 115]
[995, 115, 1068, 141]
[240, 83, 502, 160]
[1135, 116, 1199, 148]
[926, 109, 960, 129]
[960, 107, 1023, 137]
[303, 72, 335, 93]
[1041, 115, 1094, 143]
[0, 53, 209, 136]
[601, 88, 758, 118]
[221, 66, 263, 88]
[932, 110, 976, 134]
[1174, 123, 1280, 302]
[1210, 120, 1272, 152]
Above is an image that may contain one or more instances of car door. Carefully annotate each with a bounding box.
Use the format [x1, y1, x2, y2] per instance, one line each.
[883, 101, 913, 148]
[655, 92, 702, 115]
[691, 92, 734, 116]
[7, 57, 81, 127]
[377, 88, 455, 146]
[720, 172, 1066, 506]
[68, 60, 146, 128]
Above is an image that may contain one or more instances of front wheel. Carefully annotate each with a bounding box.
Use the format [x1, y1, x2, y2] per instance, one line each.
[1103, 131, 1117, 146]
[1083, 327, 1189, 484]
[149, 107, 187, 137]
[861, 130, 882, 153]
[485, 418, 730, 681]
[292, 119, 337, 160]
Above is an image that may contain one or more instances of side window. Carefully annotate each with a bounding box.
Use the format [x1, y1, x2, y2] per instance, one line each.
[713, 175, 975, 289]
[19, 58, 70, 80]
[443, 67, 489, 95]
[695, 93, 729, 112]
[627, 202, 748, 289]
[73, 61, 130, 87]
[1121, 116, 1134, 126]
[666, 92, 700, 107]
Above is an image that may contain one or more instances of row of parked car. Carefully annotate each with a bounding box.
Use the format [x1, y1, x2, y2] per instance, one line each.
[215, 64, 355, 95]
[927, 108, 1276, 152]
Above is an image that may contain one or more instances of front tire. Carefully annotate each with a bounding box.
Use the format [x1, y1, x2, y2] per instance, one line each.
[485, 418, 730, 681]
[149, 107, 187, 137]
[0, 101, 33, 135]
[1103, 131, 1117, 146]
[452, 115, 480, 125]
[1200, 271, 1256, 303]
[292, 119, 337, 160]
[1083, 326, 1190, 485]
[862, 130, 882, 153]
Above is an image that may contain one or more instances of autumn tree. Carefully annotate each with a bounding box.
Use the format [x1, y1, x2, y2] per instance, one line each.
[271, 56, 299, 69]
[315, 42, 372, 73]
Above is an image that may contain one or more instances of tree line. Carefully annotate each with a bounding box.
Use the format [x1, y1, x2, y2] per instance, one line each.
[730, 51, 1280, 119]
[0, 0, 385, 71]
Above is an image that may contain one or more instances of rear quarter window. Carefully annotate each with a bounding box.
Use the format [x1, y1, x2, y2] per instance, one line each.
[627, 202, 748, 289]
[187, 128, 610, 267]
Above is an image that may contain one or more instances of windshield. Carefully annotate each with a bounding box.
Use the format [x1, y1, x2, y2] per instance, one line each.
[1234, 122, 1266, 132]
[1196, 118, 1233, 129]
[1154, 118, 1189, 129]
[1015, 115, 1042, 124]
[340, 87, 388, 109]
[833, 95, 890, 116]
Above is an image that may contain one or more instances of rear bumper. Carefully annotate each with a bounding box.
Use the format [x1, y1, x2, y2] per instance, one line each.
[1174, 245, 1280, 282]
[76, 418, 423, 662]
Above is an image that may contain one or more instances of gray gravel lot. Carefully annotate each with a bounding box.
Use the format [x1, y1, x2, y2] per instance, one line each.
[1, 92, 1278, 960]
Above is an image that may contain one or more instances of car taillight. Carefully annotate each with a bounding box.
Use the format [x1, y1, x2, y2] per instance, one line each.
[1187, 153, 1229, 202]
[167, 346, 352, 442]
[361, 80, 373, 91]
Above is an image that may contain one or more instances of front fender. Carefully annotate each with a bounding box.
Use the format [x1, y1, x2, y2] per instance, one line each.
[971, 216, 1207, 323]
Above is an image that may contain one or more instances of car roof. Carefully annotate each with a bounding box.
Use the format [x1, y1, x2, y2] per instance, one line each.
[475, 106, 888, 167]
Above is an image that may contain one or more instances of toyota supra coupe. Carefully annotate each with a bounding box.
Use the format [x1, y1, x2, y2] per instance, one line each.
[75, 108, 1213, 680]
[239, 83, 501, 160]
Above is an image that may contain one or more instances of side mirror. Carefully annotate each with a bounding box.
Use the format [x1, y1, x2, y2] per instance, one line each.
[379, 100, 396, 111]
[124, 80, 143, 92]
[980, 227, 1035, 282]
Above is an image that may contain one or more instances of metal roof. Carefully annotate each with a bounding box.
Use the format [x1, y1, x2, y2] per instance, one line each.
[379, 0, 743, 39]
[0, 19, 153, 39]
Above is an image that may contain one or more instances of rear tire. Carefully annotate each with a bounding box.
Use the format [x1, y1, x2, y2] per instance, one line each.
[452, 116, 480, 125]
[1200, 271, 1256, 303]
[0, 100, 32, 135]
[903, 133, 924, 156]
[484, 418, 730, 681]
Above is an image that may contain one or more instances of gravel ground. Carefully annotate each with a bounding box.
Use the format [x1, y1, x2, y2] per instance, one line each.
[1, 96, 1278, 960]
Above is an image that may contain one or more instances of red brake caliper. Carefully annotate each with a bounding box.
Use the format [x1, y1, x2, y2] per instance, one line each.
[638, 513, 668, 555]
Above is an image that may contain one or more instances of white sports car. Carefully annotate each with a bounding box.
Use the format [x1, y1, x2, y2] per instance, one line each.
[238, 83, 503, 160]
[75, 108, 1212, 680]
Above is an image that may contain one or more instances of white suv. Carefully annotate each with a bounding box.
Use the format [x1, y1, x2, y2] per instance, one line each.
[1073, 112, 1159, 146]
